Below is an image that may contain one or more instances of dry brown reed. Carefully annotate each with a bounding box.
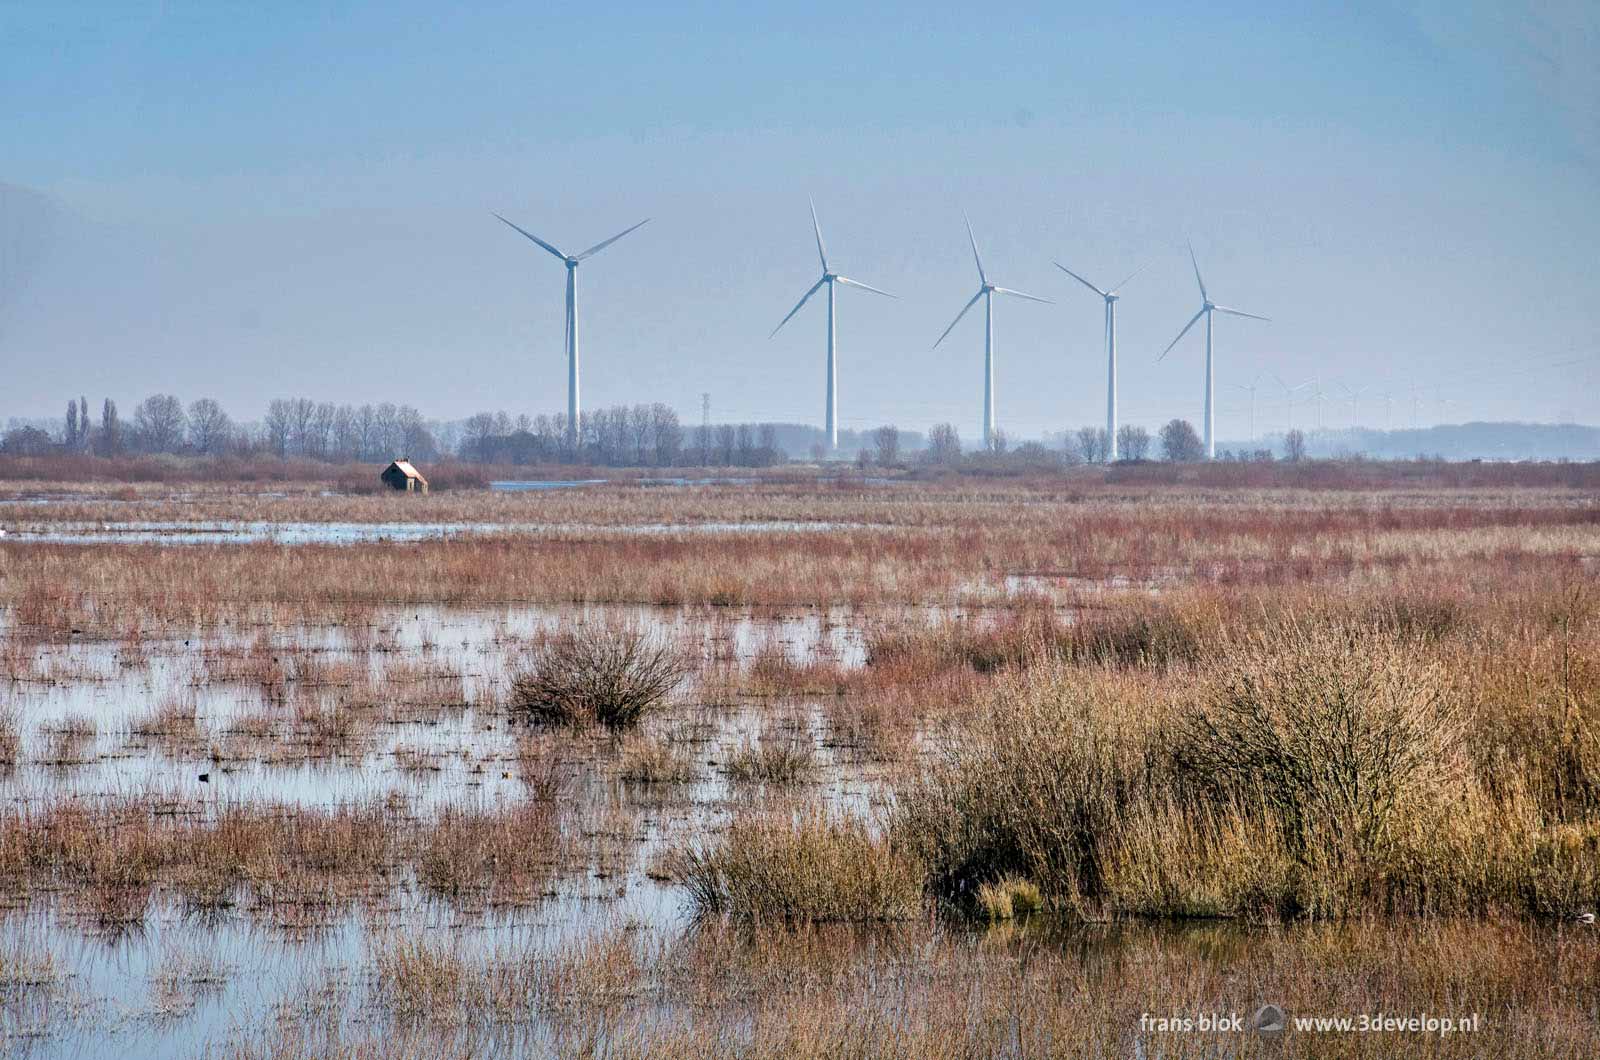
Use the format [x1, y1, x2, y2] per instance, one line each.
[673, 812, 921, 922]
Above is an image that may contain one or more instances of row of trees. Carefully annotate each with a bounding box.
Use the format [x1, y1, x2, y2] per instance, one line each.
[4, 393, 1317, 468]
[458, 404, 795, 468]
[461, 405, 685, 466]
[862, 418, 1285, 469]
[4, 395, 439, 462]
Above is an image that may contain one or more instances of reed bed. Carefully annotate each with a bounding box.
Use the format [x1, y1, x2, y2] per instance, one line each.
[895, 600, 1600, 922]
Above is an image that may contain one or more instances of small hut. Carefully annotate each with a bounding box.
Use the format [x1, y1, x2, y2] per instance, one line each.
[381, 459, 429, 494]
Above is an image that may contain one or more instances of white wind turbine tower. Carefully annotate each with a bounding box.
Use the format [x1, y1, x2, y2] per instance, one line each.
[1053, 260, 1145, 461]
[1158, 243, 1269, 459]
[769, 199, 895, 452]
[934, 214, 1052, 449]
[493, 212, 651, 449]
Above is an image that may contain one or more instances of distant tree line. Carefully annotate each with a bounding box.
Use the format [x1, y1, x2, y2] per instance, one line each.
[2, 394, 438, 462]
[1, 392, 1366, 470]
[458, 404, 792, 468]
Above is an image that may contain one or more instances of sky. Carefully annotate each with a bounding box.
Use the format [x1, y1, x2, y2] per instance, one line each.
[2, 0, 1598, 440]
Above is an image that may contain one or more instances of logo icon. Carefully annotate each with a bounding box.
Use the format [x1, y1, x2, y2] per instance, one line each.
[1250, 1003, 1286, 1035]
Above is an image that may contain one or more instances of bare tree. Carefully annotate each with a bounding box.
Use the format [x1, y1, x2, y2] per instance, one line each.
[926, 422, 962, 466]
[354, 404, 378, 460]
[187, 398, 232, 455]
[1076, 426, 1108, 464]
[1117, 424, 1151, 461]
[133, 394, 186, 453]
[757, 423, 780, 466]
[331, 405, 359, 460]
[629, 405, 653, 465]
[264, 400, 293, 458]
[373, 403, 401, 458]
[397, 406, 435, 460]
[872, 425, 900, 466]
[649, 404, 681, 467]
[1284, 428, 1307, 463]
[307, 402, 336, 459]
[1159, 419, 1205, 462]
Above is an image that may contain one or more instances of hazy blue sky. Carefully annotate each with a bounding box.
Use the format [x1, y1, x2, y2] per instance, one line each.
[3, 0, 1597, 438]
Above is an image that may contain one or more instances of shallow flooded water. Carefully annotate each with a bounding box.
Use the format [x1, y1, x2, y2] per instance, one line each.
[1, 519, 889, 545]
[0, 601, 916, 1057]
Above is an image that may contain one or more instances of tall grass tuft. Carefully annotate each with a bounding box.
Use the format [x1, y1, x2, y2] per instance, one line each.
[509, 627, 686, 730]
[0, 705, 20, 771]
[673, 812, 921, 923]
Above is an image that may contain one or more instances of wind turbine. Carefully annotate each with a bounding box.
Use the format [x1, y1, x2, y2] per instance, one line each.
[1054, 260, 1145, 461]
[1158, 243, 1269, 459]
[1339, 382, 1367, 427]
[1229, 371, 1265, 445]
[769, 199, 895, 452]
[1273, 374, 1312, 434]
[934, 214, 1052, 449]
[493, 212, 650, 450]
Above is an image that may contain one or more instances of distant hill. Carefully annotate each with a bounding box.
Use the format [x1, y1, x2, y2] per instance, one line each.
[1222, 422, 1600, 462]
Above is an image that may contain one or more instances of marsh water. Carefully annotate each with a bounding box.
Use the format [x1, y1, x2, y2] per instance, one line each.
[0, 602, 927, 1056]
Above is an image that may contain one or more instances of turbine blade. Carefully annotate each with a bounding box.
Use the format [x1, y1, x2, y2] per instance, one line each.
[1052, 261, 1107, 298]
[769, 278, 827, 338]
[493, 213, 568, 261]
[1108, 262, 1147, 295]
[809, 197, 829, 272]
[933, 289, 985, 349]
[1187, 241, 1208, 302]
[1212, 305, 1270, 322]
[1158, 307, 1206, 361]
[834, 275, 895, 298]
[963, 211, 987, 284]
[576, 218, 651, 260]
[993, 286, 1052, 305]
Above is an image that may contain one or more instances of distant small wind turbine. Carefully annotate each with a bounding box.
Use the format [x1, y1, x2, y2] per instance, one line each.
[1229, 371, 1265, 445]
[1054, 260, 1145, 461]
[493, 212, 651, 450]
[770, 199, 895, 452]
[935, 214, 1052, 449]
[1158, 244, 1269, 459]
[1273, 374, 1312, 433]
[1339, 382, 1368, 427]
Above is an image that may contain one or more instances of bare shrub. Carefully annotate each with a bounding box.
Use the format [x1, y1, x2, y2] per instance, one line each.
[1177, 621, 1464, 864]
[509, 628, 686, 729]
